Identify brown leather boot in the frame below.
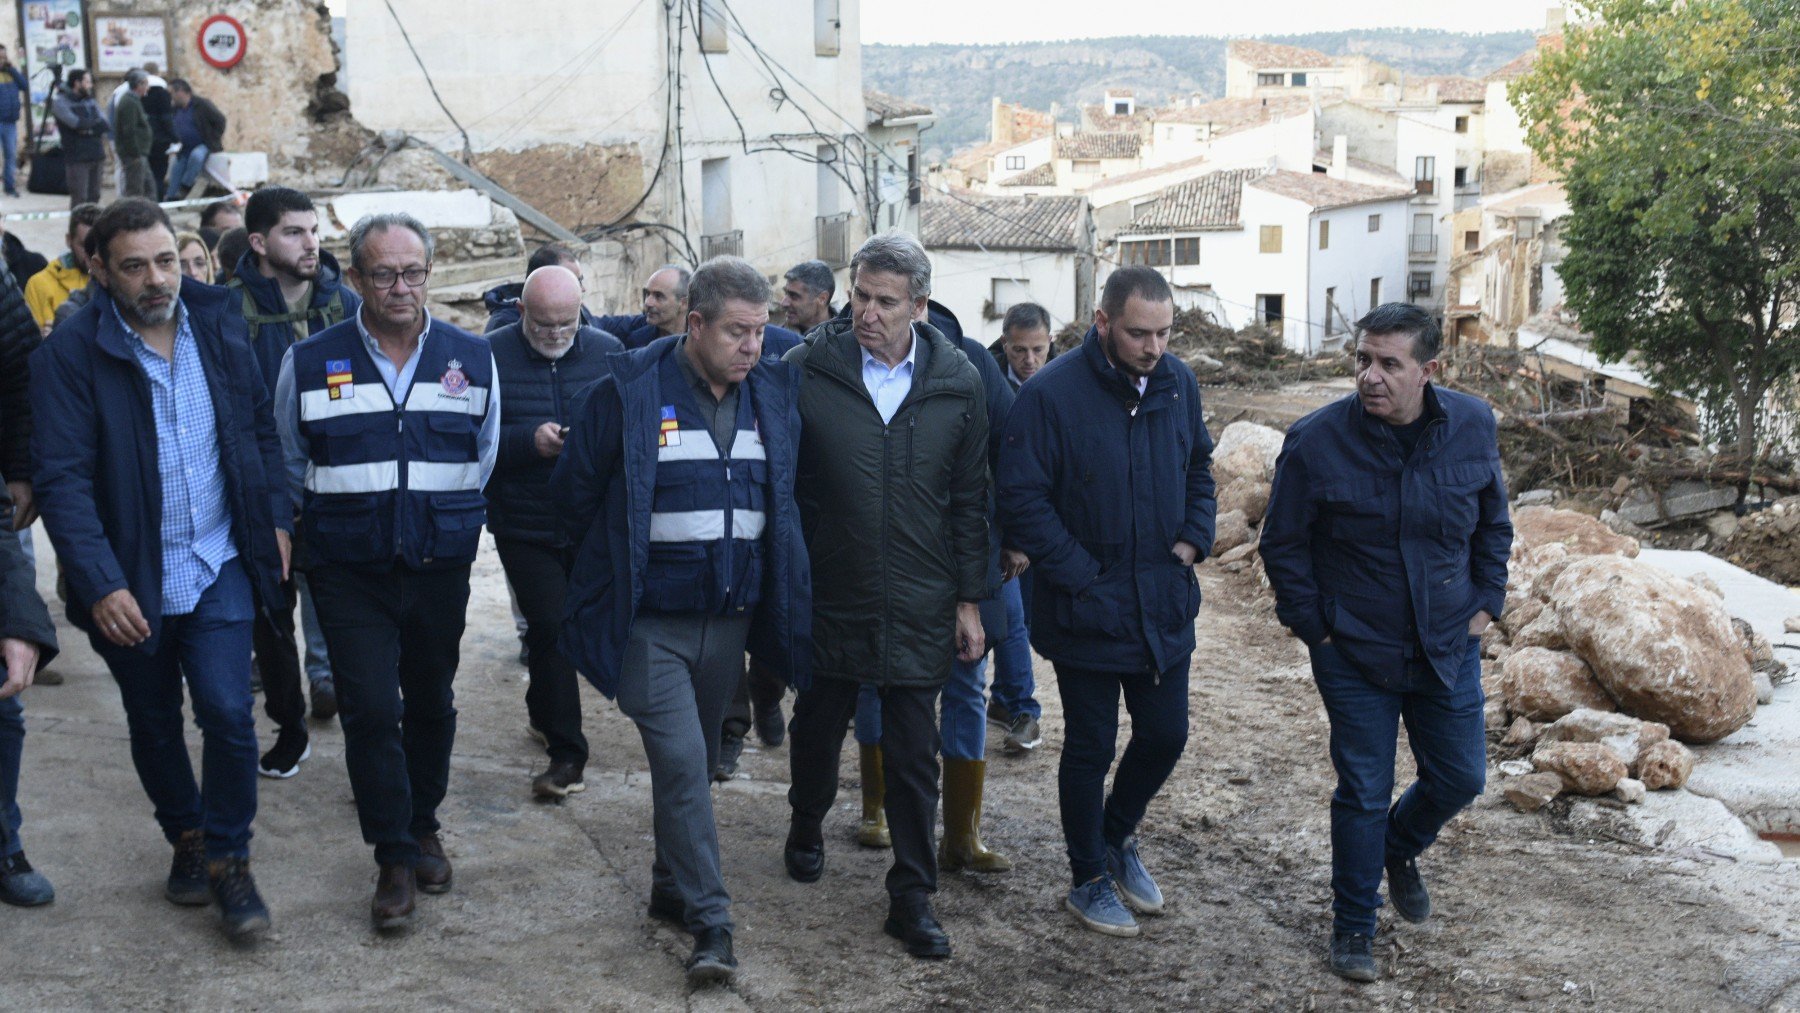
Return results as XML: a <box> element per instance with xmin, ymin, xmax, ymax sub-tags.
<box><xmin>857</xmin><ymin>743</ymin><xmax>891</xmax><ymax>849</ymax></box>
<box><xmin>415</xmin><ymin>833</ymin><xmax>452</xmax><ymax>894</ymax></box>
<box><xmin>371</xmin><ymin>864</ymin><xmax>416</xmax><ymax>931</ymax></box>
<box><xmin>939</xmin><ymin>758</ymin><xmax>1011</xmax><ymax>873</ymax></box>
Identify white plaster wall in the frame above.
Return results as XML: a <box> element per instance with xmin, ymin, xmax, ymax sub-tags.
<box><xmin>987</xmin><ymin>136</ymin><xmax>1053</xmax><ymax>183</ymax></box>
<box><xmin>927</xmin><ymin>248</ymin><xmax>1078</xmax><ymax>342</ymax></box>
<box><xmin>1304</xmin><ymin>196</ymin><xmax>1411</xmax><ymax>353</ymax></box>
<box><xmin>1484</xmin><ymin>81</ymin><xmax>1530</xmax><ymax>153</ymax></box>
<box><xmin>1146</xmin><ymin>112</ymin><xmax>1314</xmax><ymax>172</ymax></box>
<box><xmin>1394</xmin><ymin>115</ymin><xmax>1458</xmax><ymax>306</ymax></box>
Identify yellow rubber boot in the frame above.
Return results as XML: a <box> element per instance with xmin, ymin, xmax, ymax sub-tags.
<box><xmin>939</xmin><ymin>757</ymin><xmax>1012</xmax><ymax>873</ymax></box>
<box><xmin>857</xmin><ymin>743</ymin><xmax>891</xmax><ymax>849</ymax></box>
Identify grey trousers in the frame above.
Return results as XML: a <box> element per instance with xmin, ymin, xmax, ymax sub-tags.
<box><xmin>66</xmin><ymin>160</ymin><xmax>102</xmax><ymax>208</ymax></box>
<box><xmin>121</xmin><ymin>156</ymin><xmax>155</xmax><ymax>199</ymax></box>
<box><xmin>615</xmin><ymin>611</ymin><xmax>750</xmax><ymax>933</ymax></box>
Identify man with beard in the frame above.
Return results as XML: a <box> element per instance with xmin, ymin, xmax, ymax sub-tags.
<box><xmin>50</xmin><ymin>69</ymin><xmax>108</xmax><ymax>209</ymax></box>
<box><xmin>485</xmin><ymin>266</ymin><xmax>621</xmax><ymax>799</ymax></box>
<box><xmin>274</xmin><ymin>212</ymin><xmax>498</xmax><ymax>931</ymax></box>
<box><xmin>998</xmin><ymin>267</ymin><xmax>1216</xmax><ymax>939</ymax></box>
<box><xmin>1260</xmin><ymin>303</ymin><xmax>1509</xmax><ymax>983</ymax></box>
<box><xmin>230</xmin><ymin>187</ymin><xmax>362</xmax><ymax>775</ymax></box>
<box><xmin>31</xmin><ymin>198</ymin><xmax>290</xmax><ymax>941</ymax></box>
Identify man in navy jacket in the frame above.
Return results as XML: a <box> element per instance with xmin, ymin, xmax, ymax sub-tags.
<box><xmin>31</xmin><ymin>198</ymin><xmax>289</xmax><ymax>941</ymax></box>
<box><xmin>1260</xmin><ymin>303</ymin><xmax>1511</xmax><ymax>983</ymax></box>
<box><xmin>552</xmin><ymin>256</ymin><xmax>809</xmax><ymax>987</ymax></box>
<box><xmin>229</xmin><ymin>185</ymin><xmax>361</xmax><ymax>773</ymax></box>
<box><xmin>486</xmin><ymin>265</ymin><xmax>621</xmax><ymax>800</ymax></box>
<box><xmin>997</xmin><ymin>267</ymin><xmax>1214</xmax><ymax>939</ymax></box>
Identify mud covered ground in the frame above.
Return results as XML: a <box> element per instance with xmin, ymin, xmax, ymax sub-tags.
<box><xmin>1</xmin><ymin>536</ymin><xmax>1795</xmax><ymax>1011</ymax></box>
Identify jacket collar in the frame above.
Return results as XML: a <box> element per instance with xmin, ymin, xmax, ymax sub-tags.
<box><xmin>809</xmin><ymin>316</ymin><xmax>964</xmax><ymax>389</ymax></box>
<box><xmin>1078</xmin><ymin>326</ymin><xmax>1171</xmax><ymax>405</ymax></box>
<box><xmin>91</xmin><ymin>277</ymin><xmax>231</xmax><ymax>362</ymax></box>
<box><xmin>230</xmin><ymin>249</ymin><xmax>348</xmax><ymax>309</ymax></box>
<box><xmin>1352</xmin><ymin>382</ymin><xmax>1455</xmax><ymax>452</ymax></box>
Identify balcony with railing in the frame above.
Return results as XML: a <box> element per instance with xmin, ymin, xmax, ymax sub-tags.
<box><xmin>1408</xmin><ymin>233</ymin><xmax>1439</xmax><ymax>260</ymax></box>
<box><xmin>701</xmin><ymin>230</ymin><xmax>743</xmax><ymax>260</ymax></box>
<box><xmin>816</xmin><ymin>213</ymin><xmax>854</xmax><ymax>269</ymax></box>
<box><xmin>1412</xmin><ymin>176</ymin><xmax>1438</xmax><ymax>199</ymax></box>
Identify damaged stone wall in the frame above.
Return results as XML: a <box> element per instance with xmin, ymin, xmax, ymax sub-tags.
<box><xmin>470</xmin><ymin>142</ymin><xmax>651</xmax><ymax>234</ymax></box>
<box><xmin>85</xmin><ymin>1</ymin><xmax>368</xmax><ymax>186</ymax></box>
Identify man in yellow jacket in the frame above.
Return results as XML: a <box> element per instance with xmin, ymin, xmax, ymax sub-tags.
<box><xmin>24</xmin><ymin>204</ymin><xmax>100</xmax><ymax>333</ymax></box>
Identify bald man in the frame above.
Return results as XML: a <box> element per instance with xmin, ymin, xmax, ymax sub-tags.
<box><xmin>486</xmin><ymin>266</ymin><xmax>625</xmax><ymax>798</ymax></box>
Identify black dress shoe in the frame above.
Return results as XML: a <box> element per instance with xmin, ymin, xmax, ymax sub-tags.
<box><xmin>685</xmin><ymin>927</ymin><xmax>737</xmax><ymax>987</ymax></box>
<box><xmin>784</xmin><ymin>840</ymin><xmax>824</xmax><ymax>883</ymax></box>
<box><xmin>883</xmin><ymin>899</ymin><xmax>951</xmax><ymax>959</ymax></box>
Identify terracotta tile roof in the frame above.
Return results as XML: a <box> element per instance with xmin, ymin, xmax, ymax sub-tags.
<box><xmin>1118</xmin><ymin>168</ymin><xmax>1263</xmax><ymax>234</ymax></box>
<box><xmin>1227</xmin><ymin>39</ymin><xmax>1336</xmax><ymax>69</ymax></box>
<box><xmin>865</xmin><ymin>89</ymin><xmax>934</xmax><ymax>125</ymax></box>
<box><xmin>1081</xmin><ymin>105</ymin><xmax>1152</xmax><ymax>134</ymax></box>
<box><xmin>1487</xmin><ymin>35</ymin><xmax>1562</xmax><ymax>82</ymax></box>
<box><xmin>998</xmin><ymin>162</ymin><xmax>1056</xmax><ymax>187</ymax></box>
<box><xmin>1153</xmin><ymin>95</ymin><xmax>1312</xmax><ymax>129</ymax></box>
<box><xmin>1085</xmin><ymin>154</ymin><xmax>1213</xmax><ymax>196</ymax></box>
<box><xmin>1410</xmin><ymin>75</ymin><xmax>1487</xmax><ymax>103</ymax></box>
<box><xmin>920</xmin><ymin>194</ymin><xmax>1087</xmax><ymax>252</ymax></box>
<box><xmin>1248</xmin><ymin>169</ymin><xmax>1412</xmax><ymax>210</ymax></box>
<box><xmin>1054</xmin><ymin>132</ymin><xmax>1142</xmax><ymax>160</ymax></box>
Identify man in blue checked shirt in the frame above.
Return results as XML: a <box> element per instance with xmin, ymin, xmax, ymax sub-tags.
<box><xmin>30</xmin><ymin>199</ymin><xmax>292</xmax><ymax>943</ymax></box>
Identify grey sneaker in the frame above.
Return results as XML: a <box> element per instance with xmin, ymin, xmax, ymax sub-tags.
<box><xmin>0</xmin><ymin>851</ymin><xmax>54</xmax><ymax>906</ymax></box>
<box><xmin>1065</xmin><ymin>876</ymin><xmax>1140</xmax><ymax>937</ymax></box>
<box><xmin>1105</xmin><ymin>836</ymin><xmax>1164</xmax><ymax>915</ymax></box>
<box><xmin>1004</xmin><ymin>712</ymin><xmax>1042</xmax><ymax>753</ymax></box>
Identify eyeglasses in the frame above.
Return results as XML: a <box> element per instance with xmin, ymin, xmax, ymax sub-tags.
<box><xmin>363</xmin><ymin>266</ymin><xmax>430</xmax><ymax>290</ymax></box>
<box><xmin>528</xmin><ymin>322</ymin><xmax>580</xmax><ymax>337</ymax></box>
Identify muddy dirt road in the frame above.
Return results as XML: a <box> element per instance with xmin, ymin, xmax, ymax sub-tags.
<box><xmin>0</xmin><ymin>535</ymin><xmax>1794</xmax><ymax>1011</ymax></box>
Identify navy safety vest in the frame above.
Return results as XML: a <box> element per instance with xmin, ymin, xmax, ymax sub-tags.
<box><xmin>640</xmin><ymin>351</ymin><xmax>769</xmax><ymax>615</ymax></box>
<box><xmin>293</xmin><ymin>320</ymin><xmax>492</xmax><ymax>569</ymax></box>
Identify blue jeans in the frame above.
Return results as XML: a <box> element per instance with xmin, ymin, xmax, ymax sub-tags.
<box><xmin>294</xmin><ymin>571</ymin><xmax>332</xmax><ymax>684</ymax></box>
<box><xmin>0</xmin><ymin>121</ymin><xmax>16</xmax><ymax>194</ymax></box>
<box><xmin>1055</xmin><ymin>659</ymin><xmax>1190</xmax><ymax>886</ymax></box>
<box><xmin>1310</xmin><ymin>638</ymin><xmax>1487</xmax><ymax>936</ymax></box>
<box><xmin>852</xmin><ymin>656</ymin><xmax>986</xmax><ymax>760</ymax></box>
<box><xmin>0</xmin><ymin>694</ymin><xmax>24</xmax><ymax>856</ymax></box>
<box><xmin>165</xmin><ymin>144</ymin><xmax>209</xmax><ymax>199</ymax></box>
<box><xmin>95</xmin><ymin>562</ymin><xmax>259</xmax><ymax>860</ymax></box>
<box><xmin>987</xmin><ymin>578</ymin><xmax>1039</xmax><ymax>720</ymax></box>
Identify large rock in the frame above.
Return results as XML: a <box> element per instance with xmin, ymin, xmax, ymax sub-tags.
<box><xmin>1551</xmin><ymin>556</ymin><xmax>1757</xmax><ymax>743</ymax></box>
<box><xmin>1501</xmin><ymin>647</ymin><xmax>1617</xmax><ymax>721</ymax></box>
<box><xmin>1211</xmin><ymin>421</ymin><xmax>1284</xmax><ymax>486</ymax></box>
<box><xmin>1216</xmin><ymin>476</ymin><xmax>1271</xmax><ymax>524</ymax></box>
<box><xmin>1635</xmin><ymin>740</ymin><xmax>1695</xmax><ymax>790</ymax></box>
<box><xmin>1504</xmin><ymin>771</ymin><xmax>1565</xmax><ymax>812</ymax></box>
<box><xmin>1537</xmin><ymin>708</ymin><xmax>1670</xmax><ymax>769</ymax></box>
<box><xmin>1509</xmin><ymin>606</ymin><xmax>1567</xmax><ymax>651</ymax></box>
<box><xmin>1497</xmin><ymin>596</ymin><xmax>1545</xmax><ymax>637</ymax></box>
<box><xmin>1212</xmin><ymin>510</ymin><xmax>1254</xmax><ymax>557</ymax></box>
<box><xmin>1531</xmin><ymin>741</ymin><xmax>1628</xmax><ymax>796</ymax></box>
<box><xmin>1512</xmin><ymin>505</ymin><xmax>1641</xmax><ymax>558</ymax></box>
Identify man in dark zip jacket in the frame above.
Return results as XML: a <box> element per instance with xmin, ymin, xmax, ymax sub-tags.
<box><xmin>998</xmin><ymin>268</ymin><xmax>1215</xmax><ymax>940</ymax></box>
<box><xmin>1260</xmin><ymin>303</ymin><xmax>1510</xmax><ymax>983</ymax></box>
<box><xmin>30</xmin><ymin>199</ymin><xmax>288</xmax><ymax>941</ymax></box>
<box><xmin>229</xmin><ymin>187</ymin><xmax>361</xmax><ymax>777</ymax></box>
<box><xmin>780</xmin><ymin>233</ymin><xmax>989</xmax><ymax>961</ymax></box>
<box><xmin>552</xmin><ymin>256</ymin><xmax>809</xmax><ymax>988</ymax></box>
<box><xmin>486</xmin><ymin>266</ymin><xmax>621</xmax><ymax>800</ymax></box>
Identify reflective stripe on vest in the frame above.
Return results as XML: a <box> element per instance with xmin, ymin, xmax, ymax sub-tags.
<box><xmin>648</xmin><ymin>508</ymin><xmax>768</xmax><ymax>542</ymax></box>
<box><xmin>306</xmin><ymin>460</ymin><xmax>399</xmax><ymax>494</ymax></box>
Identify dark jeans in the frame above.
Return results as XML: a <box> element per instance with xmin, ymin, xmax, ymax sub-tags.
<box><xmin>722</xmin><ymin>656</ymin><xmax>787</xmax><ymax>741</ymax></box>
<box><xmin>493</xmin><ymin>538</ymin><xmax>588</xmax><ymax>765</ymax></box>
<box><xmin>94</xmin><ymin>561</ymin><xmax>258</xmax><ymax>860</ymax></box>
<box><xmin>789</xmin><ymin>676</ymin><xmax>941</xmax><ymax>902</ymax></box>
<box><xmin>1054</xmin><ymin>658</ymin><xmax>1190</xmax><ymax>887</ymax></box>
<box><xmin>66</xmin><ymin>159</ymin><xmax>102</xmax><ymax>208</ymax></box>
<box><xmin>1310</xmin><ymin>638</ymin><xmax>1487</xmax><ymax>936</ymax></box>
<box><xmin>0</xmin><ymin>694</ymin><xmax>24</xmax><ymax>855</ymax></box>
<box><xmin>309</xmin><ymin>562</ymin><xmax>471</xmax><ymax>867</ymax></box>
<box><xmin>252</xmin><ymin>576</ymin><xmax>306</xmax><ymax>733</ymax></box>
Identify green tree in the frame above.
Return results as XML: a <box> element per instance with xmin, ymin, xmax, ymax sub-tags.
<box><xmin>1513</xmin><ymin>0</ymin><xmax>1800</xmax><ymax>454</ymax></box>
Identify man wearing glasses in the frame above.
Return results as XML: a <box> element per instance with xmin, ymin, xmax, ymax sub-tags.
<box><xmin>483</xmin><ymin>265</ymin><xmax>621</xmax><ymax>800</ymax></box>
<box><xmin>273</xmin><ymin>213</ymin><xmax>500</xmax><ymax>932</ymax></box>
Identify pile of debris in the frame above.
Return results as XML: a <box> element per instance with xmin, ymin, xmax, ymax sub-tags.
<box><xmin>1167</xmin><ymin>309</ymin><xmax>1353</xmax><ymax>389</ymax></box>
<box><xmin>1722</xmin><ymin>495</ymin><xmax>1800</xmax><ymax>586</ymax></box>
<box><xmin>1204</xmin><ymin>421</ymin><xmax>1285</xmax><ymax>571</ymax></box>
<box><xmin>1482</xmin><ymin>507</ymin><xmax>1782</xmax><ymax>814</ymax></box>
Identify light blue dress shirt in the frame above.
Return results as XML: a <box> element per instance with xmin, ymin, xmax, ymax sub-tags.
<box><xmin>118</xmin><ymin>301</ymin><xmax>237</xmax><ymax>615</ymax></box>
<box><xmin>860</xmin><ymin>325</ymin><xmax>919</xmax><ymax>424</ymax></box>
